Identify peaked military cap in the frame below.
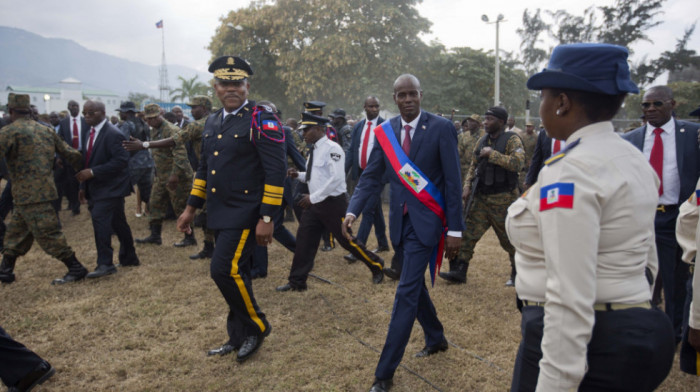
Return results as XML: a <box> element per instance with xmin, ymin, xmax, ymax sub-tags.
<box><xmin>329</xmin><ymin>108</ymin><xmax>346</xmax><ymax>119</ymax></box>
<box><xmin>187</xmin><ymin>95</ymin><xmax>213</xmax><ymax>110</ymax></box>
<box><xmin>208</xmin><ymin>56</ymin><xmax>253</xmax><ymax>81</ymax></box>
<box><xmin>143</xmin><ymin>103</ymin><xmax>161</xmax><ymax>118</ymax></box>
<box><xmin>303</xmin><ymin>101</ymin><xmax>326</xmax><ymax>113</ymax></box>
<box><xmin>7</xmin><ymin>93</ymin><xmax>30</xmax><ymax>110</ymax></box>
<box><xmin>298</xmin><ymin>111</ymin><xmax>329</xmax><ymax>130</ymax></box>
<box><xmin>485</xmin><ymin>106</ymin><xmax>508</xmax><ymax>122</ymax></box>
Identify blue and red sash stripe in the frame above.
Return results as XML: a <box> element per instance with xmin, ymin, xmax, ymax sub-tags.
<box><xmin>374</xmin><ymin>120</ymin><xmax>447</xmax><ymax>286</ymax></box>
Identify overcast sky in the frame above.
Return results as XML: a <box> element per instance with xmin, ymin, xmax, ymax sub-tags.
<box><xmin>0</xmin><ymin>0</ymin><xmax>697</xmax><ymax>76</ymax></box>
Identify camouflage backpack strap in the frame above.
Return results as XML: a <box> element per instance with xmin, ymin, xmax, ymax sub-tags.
<box><xmin>250</xmin><ymin>104</ymin><xmax>285</xmax><ymax>145</ymax></box>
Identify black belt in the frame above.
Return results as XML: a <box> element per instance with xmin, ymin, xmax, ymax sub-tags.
<box><xmin>656</xmin><ymin>204</ymin><xmax>678</xmax><ymax>213</ymax></box>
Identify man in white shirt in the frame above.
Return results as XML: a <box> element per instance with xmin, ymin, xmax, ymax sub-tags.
<box><xmin>276</xmin><ymin>112</ymin><xmax>384</xmax><ymax>292</ymax></box>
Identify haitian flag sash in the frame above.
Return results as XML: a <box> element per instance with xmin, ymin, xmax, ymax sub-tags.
<box><xmin>374</xmin><ymin>120</ymin><xmax>447</xmax><ymax>286</ymax></box>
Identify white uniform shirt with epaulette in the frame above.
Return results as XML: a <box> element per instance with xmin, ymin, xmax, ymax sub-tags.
<box><xmin>508</xmin><ymin>121</ymin><xmax>659</xmax><ymax>391</ymax></box>
<box><xmin>298</xmin><ymin>135</ymin><xmax>346</xmax><ymax>204</ymax></box>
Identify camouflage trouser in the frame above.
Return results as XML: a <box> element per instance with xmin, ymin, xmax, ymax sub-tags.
<box><xmin>3</xmin><ymin>201</ymin><xmax>74</xmax><ymax>260</ymax></box>
<box><xmin>149</xmin><ymin>175</ymin><xmax>190</xmax><ymax>226</ymax></box>
<box><xmin>459</xmin><ymin>191</ymin><xmax>517</xmax><ymax>265</ymax></box>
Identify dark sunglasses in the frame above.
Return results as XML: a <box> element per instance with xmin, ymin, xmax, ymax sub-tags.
<box><xmin>640</xmin><ymin>100</ymin><xmax>670</xmax><ymax>109</ymax></box>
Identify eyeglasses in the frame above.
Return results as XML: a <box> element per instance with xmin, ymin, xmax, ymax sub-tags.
<box><xmin>640</xmin><ymin>100</ymin><xmax>670</xmax><ymax>109</ymax></box>
<box><xmin>82</xmin><ymin>110</ymin><xmax>101</xmax><ymax>116</ymax></box>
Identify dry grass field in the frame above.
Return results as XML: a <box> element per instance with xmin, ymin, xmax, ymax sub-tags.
<box><xmin>1</xmin><ymin>194</ymin><xmax>698</xmax><ymax>391</ymax></box>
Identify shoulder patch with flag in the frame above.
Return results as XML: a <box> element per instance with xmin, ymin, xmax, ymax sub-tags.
<box><xmin>696</xmin><ymin>189</ymin><xmax>700</xmax><ymax>206</ymax></box>
<box><xmin>540</xmin><ymin>182</ymin><xmax>574</xmax><ymax>211</ymax></box>
<box><xmin>262</xmin><ymin>120</ymin><xmax>279</xmax><ymax>131</ymax></box>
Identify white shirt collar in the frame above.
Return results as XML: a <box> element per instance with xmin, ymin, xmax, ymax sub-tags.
<box><xmin>645</xmin><ymin>117</ymin><xmax>675</xmax><ymax>136</ymax></box>
<box><xmin>400</xmin><ymin>112</ymin><xmax>421</xmax><ymax>131</ymax></box>
<box><xmin>224</xmin><ymin>100</ymin><xmax>249</xmax><ymax>118</ymax></box>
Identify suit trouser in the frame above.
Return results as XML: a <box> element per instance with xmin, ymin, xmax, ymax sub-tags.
<box><xmin>654</xmin><ymin>207</ymin><xmax>688</xmax><ymax>341</ymax></box>
<box><xmin>375</xmin><ymin>215</ymin><xmax>444</xmax><ymax>380</ymax></box>
<box><xmin>355</xmin><ymin>188</ymin><xmax>389</xmax><ymax>249</ymax></box>
<box><xmin>679</xmin><ymin>273</ymin><xmax>699</xmax><ymax>375</ymax></box>
<box><xmin>88</xmin><ymin>197</ymin><xmax>138</xmax><ymax>267</ymax></box>
<box><xmin>287</xmin><ymin>195</ymin><xmax>383</xmax><ymax>288</ymax></box>
<box><xmin>0</xmin><ymin>325</ymin><xmax>44</xmax><ymax>388</ymax></box>
<box><xmin>212</xmin><ymin>228</ymin><xmax>269</xmax><ymax>346</ymax></box>
<box><xmin>511</xmin><ymin>305</ymin><xmax>674</xmax><ymax>392</ymax></box>
<box><xmin>63</xmin><ymin>166</ymin><xmax>80</xmax><ymax>213</ymax></box>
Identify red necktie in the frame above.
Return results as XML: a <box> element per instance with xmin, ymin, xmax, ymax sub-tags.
<box><xmin>85</xmin><ymin>127</ymin><xmax>96</xmax><ymax>168</ymax></box>
<box><xmin>402</xmin><ymin>125</ymin><xmax>412</xmax><ymax>215</ymax></box>
<box><xmin>72</xmin><ymin>118</ymin><xmax>79</xmax><ymax>149</ymax></box>
<box><xmin>360</xmin><ymin>121</ymin><xmax>372</xmax><ymax>169</ymax></box>
<box><xmin>552</xmin><ymin>139</ymin><xmax>561</xmax><ymax>154</ymax></box>
<box><xmin>649</xmin><ymin>128</ymin><xmax>664</xmax><ymax>196</ymax></box>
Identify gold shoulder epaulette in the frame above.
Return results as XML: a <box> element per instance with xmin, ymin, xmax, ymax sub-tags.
<box><xmin>545</xmin><ymin>138</ymin><xmax>580</xmax><ymax>166</ymax></box>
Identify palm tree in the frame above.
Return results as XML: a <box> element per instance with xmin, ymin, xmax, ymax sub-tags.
<box><xmin>170</xmin><ymin>75</ymin><xmax>209</xmax><ymax>102</ymax></box>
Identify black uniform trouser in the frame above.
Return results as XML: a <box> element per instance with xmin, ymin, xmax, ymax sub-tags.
<box><xmin>511</xmin><ymin>305</ymin><xmax>674</xmax><ymax>392</ymax></box>
<box><xmin>64</xmin><ymin>166</ymin><xmax>80</xmax><ymax>213</ymax></box>
<box><xmin>212</xmin><ymin>228</ymin><xmax>269</xmax><ymax>346</ymax></box>
<box><xmin>287</xmin><ymin>195</ymin><xmax>383</xmax><ymax>288</ymax></box>
<box><xmin>88</xmin><ymin>197</ymin><xmax>138</xmax><ymax>267</ymax></box>
<box><xmin>0</xmin><ymin>325</ymin><xmax>44</xmax><ymax>388</ymax></box>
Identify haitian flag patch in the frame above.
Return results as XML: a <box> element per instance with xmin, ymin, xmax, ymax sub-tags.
<box><xmin>696</xmin><ymin>190</ymin><xmax>700</xmax><ymax>206</ymax></box>
<box><xmin>540</xmin><ymin>182</ymin><xmax>574</xmax><ymax>211</ymax></box>
<box><xmin>262</xmin><ymin>120</ymin><xmax>279</xmax><ymax>131</ymax></box>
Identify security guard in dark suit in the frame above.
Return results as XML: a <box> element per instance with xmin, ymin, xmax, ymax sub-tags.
<box><xmin>177</xmin><ymin>56</ymin><xmax>286</xmax><ymax>363</ymax></box>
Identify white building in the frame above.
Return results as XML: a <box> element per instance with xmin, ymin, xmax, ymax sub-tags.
<box><xmin>2</xmin><ymin>77</ymin><xmax>123</xmax><ymax>114</ymax></box>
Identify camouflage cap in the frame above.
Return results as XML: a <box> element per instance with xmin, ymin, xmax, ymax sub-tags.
<box><xmin>525</xmin><ymin>121</ymin><xmax>534</xmax><ymax>126</ymax></box>
<box><xmin>7</xmin><ymin>93</ymin><xmax>31</xmax><ymax>110</ymax></box>
<box><xmin>187</xmin><ymin>95</ymin><xmax>212</xmax><ymax>110</ymax></box>
<box><xmin>143</xmin><ymin>103</ymin><xmax>161</xmax><ymax>118</ymax></box>
<box><xmin>466</xmin><ymin>114</ymin><xmax>482</xmax><ymax>123</ymax></box>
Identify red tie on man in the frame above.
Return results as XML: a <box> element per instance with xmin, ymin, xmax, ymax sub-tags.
<box><xmin>360</xmin><ymin>121</ymin><xmax>372</xmax><ymax>170</ymax></box>
<box><xmin>402</xmin><ymin>124</ymin><xmax>412</xmax><ymax>215</ymax></box>
<box><xmin>649</xmin><ymin>128</ymin><xmax>664</xmax><ymax>196</ymax></box>
<box><xmin>72</xmin><ymin>118</ymin><xmax>79</xmax><ymax>149</ymax></box>
<box><xmin>84</xmin><ymin>127</ymin><xmax>96</xmax><ymax>168</ymax></box>
<box><xmin>552</xmin><ymin>139</ymin><xmax>561</xmax><ymax>154</ymax></box>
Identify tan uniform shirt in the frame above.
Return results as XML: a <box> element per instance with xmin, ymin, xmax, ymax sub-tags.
<box><xmin>676</xmin><ymin>178</ymin><xmax>700</xmax><ymax>329</ymax></box>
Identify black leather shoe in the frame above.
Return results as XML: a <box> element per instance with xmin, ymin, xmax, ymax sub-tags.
<box><xmin>320</xmin><ymin>245</ymin><xmax>334</xmax><ymax>252</ymax></box>
<box><xmin>344</xmin><ymin>253</ymin><xmax>358</xmax><ymax>263</ymax></box>
<box><xmin>438</xmin><ymin>270</ymin><xmax>467</xmax><ymax>284</ymax></box>
<box><xmin>0</xmin><ymin>271</ymin><xmax>15</xmax><ymax>283</ymax></box>
<box><xmin>373</xmin><ymin>245</ymin><xmax>391</xmax><ymax>253</ymax></box>
<box><xmin>86</xmin><ymin>265</ymin><xmax>117</xmax><ymax>279</ymax></box>
<box><xmin>275</xmin><ymin>283</ymin><xmax>306</xmax><ymax>292</ymax></box>
<box><xmin>174</xmin><ymin>234</ymin><xmax>197</xmax><ymax>247</ymax></box>
<box><xmin>505</xmin><ymin>278</ymin><xmax>515</xmax><ymax>287</ymax></box>
<box><xmin>369</xmin><ymin>378</ymin><xmax>393</xmax><ymax>392</ymax></box>
<box><xmin>9</xmin><ymin>360</ymin><xmax>55</xmax><ymax>392</ymax></box>
<box><xmin>207</xmin><ymin>343</ymin><xmax>237</xmax><ymax>356</ymax></box>
<box><xmin>415</xmin><ymin>338</ymin><xmax>448</xmax><ymax>357</ymax></box>
<box><xmin>383</xmin><ymin>268</ymin><xmax>400</xmax><ymax>281</ymax></box>
<box><xmin>51</xmin><ymin>267</ymin><xmax>87</xmax><ymax>285</ymax></box>
<box><xmin>372</xmin><ymin>269</ymin><xmax>384</xmax><ymax>284</ymax></box>
<box><xmin>236</xmin><ymin>324</ymin><xmax>271</xmax><ymax>363</ymax></box>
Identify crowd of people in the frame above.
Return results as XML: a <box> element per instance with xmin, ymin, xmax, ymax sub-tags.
<box><xmin>2</xmin><ymin>42</ymin><xmax>700</xmax><ymax>392</ymax></box>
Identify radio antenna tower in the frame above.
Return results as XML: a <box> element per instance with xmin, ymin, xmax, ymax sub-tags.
<box><xmin>157</xmin><ymin>19</ymin><xmax>170</xmax><ymax>102</ymax></box>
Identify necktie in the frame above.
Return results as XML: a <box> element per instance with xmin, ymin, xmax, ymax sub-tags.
<box><xmin>402</xmin><ymin>125</ymin><xmax>412</xmax><ymax>215</ymax></box>
<box><xmin>72</xmin><ymin>118</ymin><xmax>79</xmax><ymax>149</ymax></box>
<box><xmin>85</xmin><ymin>127</ymin><xmax>96</xmax><ymax>168</ymax></box>
<box><xmin>306</xmin><ymin>144</ymin><xmax>315</xmax><ymax>183</ymax></box>
<box><xmin>360</xmin><ymin>121</ymin><xmax>372</xmax><ymax>170</ymax></box>
<box><xmin>650</xmin><ymin>128</ymin><xmax>664</xmax><ymax>196</ymax></box>
<box><xmin>552</xmin><ymin>139</ymin><xmax>561</xmax><ymax>154</ymax></box>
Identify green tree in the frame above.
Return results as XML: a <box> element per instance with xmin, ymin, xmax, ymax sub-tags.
<box><xmin>127</xmin><ymin>92</ymin><xmax>156</xmax><ymax>109</ymax></box>
<box><xmin>170</xmin><ymin>75</ymin><xmax>209</xmax><ymax>102</ymax></box>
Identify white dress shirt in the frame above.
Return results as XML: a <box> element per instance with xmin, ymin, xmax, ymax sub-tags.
<box><xmin>642</xmin><ymin>118</ymin><xmax>679</xmax><ymax>205</ymax></box>
<box><xmin>298</xmin><ymin>135</ymin><xmax>346</xmax><ymax>204</ymax></box>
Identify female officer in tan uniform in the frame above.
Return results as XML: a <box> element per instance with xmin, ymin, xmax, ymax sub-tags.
<box><xmin>506</xmin><ymin>43</ymin><xmax>674</xmax><ymax>391</ymax></box>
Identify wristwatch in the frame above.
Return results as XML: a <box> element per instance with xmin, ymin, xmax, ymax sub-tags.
<box><xmin>262</xmin><ymin>215</ymin><xmax>272</xmax><ymax>223</ymax></box>
<box><xmin>142</xmin><ymin>141</ymin><xmax>150</xmax><ymax>149</ymax></box>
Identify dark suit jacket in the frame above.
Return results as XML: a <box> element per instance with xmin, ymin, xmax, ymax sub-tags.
<box><xmin>346</xmin><ymin>116</ymin><xmax>384</xmax><ymax>180</ymax></box>
<box><xmin>621</xmin><ymin>119</ymin><xmax>700</xmax><ymax>203</ymax></box>
<box><xmin>81</xmin><ymin>121</ymin><xmax>132</xmax><ymax>201</ymax></box>
<box><xmin>58</xmin><ymin>116</ymin><xmax>89</xmax><ymax>147</ymax></box>
<box><xmin>525</xmin><ymin>130</ymin><xmax>552</xmax><ymax>186</ymax></box>
<box><xmin>347</xmin><ymin>111</ymin><xmax>463</xmax><ymax>247</ymax></box>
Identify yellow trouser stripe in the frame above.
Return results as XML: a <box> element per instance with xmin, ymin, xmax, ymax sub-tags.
<box><xmin>346</xmin><ymin>237</ymin><xmax>382</xmax><ymax>269</ymax></box>
<box><xmin>229</xmin><ymin>229</ymin><xmax>265</xmax><ymax>333</ymax></box>
<box><xmin>696</xmin><ymin>351</ymin><xmax>700</xmax><ymax>375</ymax></box>
<box><xmin>190</xmin><ymin>188</ymin><xmax>206</xmax><ymax>199</ymax></box>
<box><xmin>262</xmin><ymin>196</ymin><xmax>283</xmax><ymax>205</ymax></box>
<box><xmin>264</xmin><ymin>184</ymin><xmax>284</xmax><ymax>195</ymax></box>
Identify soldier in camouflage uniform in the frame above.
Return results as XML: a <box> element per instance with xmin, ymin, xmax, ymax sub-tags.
<box><xmin>117</xmin><ymin>101</ymin><xmax>154</xmax><ymax>217</ymax></box>
<box><xmin>124</xmin><ymin>96</ymin><xmax>215</xmax><ymax>258</ymax></box>
<box><xmin>518</xmin><ymin>121</ymin><xmax>538</xmax><ymax>190</ymax></box>
<box><xmin>330</xmin><ymin>108</ymin><xmax>352</xmax><ymax>154</ymax></box>
<box><xmin>0</xmin><ymin>93</ymin><xmax>89</xmax><ymax>285</ymax></box>
<box><xmin>135</xmin><ymin>103</ymin><xmax>194</xmax><ymax>246</ymax></box>
<box><xmin>439</xmin><ymin>106</ymin><xmax>524</xmax><ymax>286</ymax></box>
<box><xmin>457</xmin><ymin>114</ymin><xmax>484</xmax><ymax>176</ymax></box>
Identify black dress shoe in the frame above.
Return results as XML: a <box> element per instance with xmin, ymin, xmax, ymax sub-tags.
<box><xmin>86</xmin><ymin>265</ymin><xmax>117</xmax><ymax>279</ymax></box>
<box><xmin>10</xmin><ymin>360</ymin><xmax>55</xmax><ymax>392</ymax></box>
<box><xmin>344</xmin><ymin>253</ymin><xmax>358</xmax><ymax>264</ymax></box>
<box><xmin>275</xmin><ymin>283</ymin><xmax>306</xmax><ymax>292</ymax></box>
<box><xmin>0</xmin><ymin>271</ymin><xmax>16</xmax><ymax>284</ymax></box>
<box><xmin>369</xmin><ymin>378</ymin><xmax>392</xmax><ymax>392</ymax></box>
<box><xmin>415</xmin><ymin>338</ymin><xmax>448</xmax><ymax>357</ymax></box>
<box><xmin>236</xmin><ymin>324</ymin><xmax>271</xmax><ymax>363</ymax></box>
<box><xmin>372</xmin><ymin>269</ymin><xmax>384</xmax><ymax>284</ymax></box>
<box><xmin>117</xmin><ymin>261</ymin><xmax>140</xmax><ymax>267</ymax></box>
<box><xmin>320</xmin><ymin>245</ymin><xmax>334</xmax><ymax>252</ymax></box>
<box><xmin>383</xmin><ymin>268</ymin><xmax>400</xmax><ymax>281</ymax></box>
<box><xmin>51</xmin><ymin>268</ymin><xmax>87</xmax><ymax>285</ymax></box>
<box><xmin>207</xmin><ymin>343</ymin><xmax>237</xmax><ymax>356</ymax></box>
<box><xmin>372</xmin><ymin>245</ymin><xmax>391</xmax><ymax>253</ymax></box>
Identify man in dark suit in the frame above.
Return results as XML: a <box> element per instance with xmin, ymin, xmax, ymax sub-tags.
<box><xmin>344</xmin><ymin>96</ymin><xmax>390</xmax><ymax>264</ymax></box>
<box><xmin>524</xmin><ymin>128</ymin><xmax>566</xmax><ymax>188</ymax></box>
<box><xmin>621</xmin><ymin>85</ymin><xmax>700</xmax><ymax>342</ymax></box>
<box><xmin>57</xmin><ymin>100</ymin><xmax>87</xmax><ymax>215</ymax></box>
<box><xmin>342</xmin><ymin>74</ymin><xmax>463</xmax><ymax>392</ymax></box>
<box><xmin>76</xmin><ymin>100</ymin><xmax>140</xmax><ymax>279</ymax></box>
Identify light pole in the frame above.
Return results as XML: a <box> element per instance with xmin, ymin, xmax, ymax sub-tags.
<box><xmin>482</xmin><ymin>14</ymin><xmax>506</xmax><ymax>107</ymax></box>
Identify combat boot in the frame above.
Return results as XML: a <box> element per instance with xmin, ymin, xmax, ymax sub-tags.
<box><xmin>174</xmin><ymin>231</ymin><xmax>197</xmax><ymax>247</ymax></box>
<box><xmin>136</xmin><ymin>224</ymin><xmax>162</xmax><ymax>245</ymax></box>
<box><xmin>189</xmin><ymin>241</ymin><xmax>214</xmax><ymax>260</ymax></box>
<box><xmin>52</xmin><ymin>254</ymin><xmax>88</xmax><ymax>285</ymax></box>
<box><xmin>0</xmin><ymin>255</ymin><xmax>17</xmax><ymax>283</ymax></box>
<box><xmin>505</xmin><ymin>260</ymin><xmax>517</xmax><ymax>287</ymax></box>
<box><xmin>438</xmin><ymin>259</ymin><xmax>468</xmax><ymax>284</ymax></box>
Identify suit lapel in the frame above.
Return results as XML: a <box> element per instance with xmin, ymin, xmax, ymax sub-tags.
<box><xmin>409</xmin><ymin>112</ymin><xmax>428</xmax><ymax>160</ymax></box>
<box><xmin>675</xmin><ymin>119</ymin><xmax>687</xmax><ymax>179</ymax></box>
<box><xmin>88</xmin><ymin>125</ymin><xmax>108</xmax><ymax>164</ymax></box>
